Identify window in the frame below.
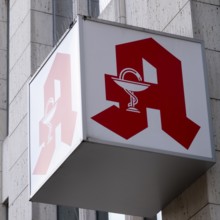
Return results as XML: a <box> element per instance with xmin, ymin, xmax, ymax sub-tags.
<box><xmin>96</xmin><ymin>211</ymin><xmax>125</xmax><ymax>220</ymax></box>
<box><xmin>108</xmin><ymin>213</ymin><xmax>125</xmax><ymax>220</ymax></box>
<box><xmin>52</xmin><ymin>0</ymin><xmax>74</xmax><ymax>45</ymax></box>
<box><xmin>88</xmin><ymin>0</ymin><xmax>100</xmax><ymax>17</ymax></box>
<box><xmin>3</xmin><ymin>199</ymin><xmax>9</xmax><ymax>220</ymax></box>
<box><xmin>57</xmin><ymin>206</ymin><xmax>79</xmax><ymax>220</ymax></box>
<box><xmin>96</xmin><ymin>211</ymin><xmax>108</xmax><ymax>220</ymax></box>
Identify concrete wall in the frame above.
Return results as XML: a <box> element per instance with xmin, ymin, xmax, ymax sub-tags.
<box><xmin>5</xmin><ymin>0</ymin><xmax>32</xmax><ymax>219</ymax></box>
<box><xmin>31</xmin><ymin>0</ymin><xmax>53</xmax><ymax>74</ymax></box>
<box><xmin>2</xmin><ymin>0</ymin><xmax>80</xmax><ymax>219</ymax></box>
<box><xmin>3</xmin><ymin>0</ymin><xmax>55</xmax><ymax>219</ymax></box>
<box><xmin>162</xmin><ymin>0</ymin><xmax>220</xmax><ymax>219</ymax></box>
<box><xmin>0</xmin><ymin>0</ymin><xmax>8</xmax><ymax>218</ymax></box>
<box><xmin>126</xmin><ymin>0</ymin><xmax>193</xmax><ymax>37</ymax></box>
<box><xmin>99</xmin><ymin>0</ymin><xmax>193</xmax><ymax>37</ymax></box>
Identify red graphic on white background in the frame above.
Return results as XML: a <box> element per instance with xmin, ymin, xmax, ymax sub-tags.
<box><xmin>33</xmin><ymin>53</ymin><xmax>77</xmax><ymax>175</ymax></box>
<box><xmin>112</xmin><ymin>68</ymin><xmax>150</xmax><ymax>113</ymax></box>
<box><xmin>92</xmin><ymin>38</ymin><xmax>200</xmax><ymax>149</ymax></box>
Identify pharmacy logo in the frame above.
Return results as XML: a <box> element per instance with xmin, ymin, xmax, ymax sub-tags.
<box><xmin>92</xmin><ymin>38</ymin><xmax>200</xmax><ymax>149</ymax></box>
<box><xmin>33</xmin><ymin>53</ymin><xmax>77</xmax><ymax>175</ymax></box>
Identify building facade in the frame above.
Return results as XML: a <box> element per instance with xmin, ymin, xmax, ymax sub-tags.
<box><xmin>0</xmin><ymin>0</ymin><xmax>219</xmax><ymax>219</ymax></box>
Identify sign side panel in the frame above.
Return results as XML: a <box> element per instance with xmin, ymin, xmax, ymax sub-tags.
<box><xmin>83</xmin><ymin>19</ymin><xmax>213</xmax><ymax>160</ymax></box>
<box><xmin>29</xmin><ymin>22</ymin><xmax>83</xmax><ymax>197</ymax></box>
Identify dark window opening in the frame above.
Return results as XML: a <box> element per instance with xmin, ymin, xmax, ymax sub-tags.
<box><xmin>57</xmin><ymin>205</ymin><xmax>79</xmax><ymax>220</ymax></box>
<box><xmin>52</xmin><ymin>0</ymin><xmax>74</xmax><ymax>45</ymax></box>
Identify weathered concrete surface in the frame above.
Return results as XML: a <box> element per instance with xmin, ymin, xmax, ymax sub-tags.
<box><xmin>0</xmin><ymin>1</ymin><xmax>8</xmax><ymax>219</ymax></box>
<box><xmin>190</xmin><ymin>204</ymin><xmax>220</xmax><ymax>220</ymax></box>
<box><xmin>192</xmin><ymin>2</ymin><xmax>220</xmax><ymax>51</ymax></box>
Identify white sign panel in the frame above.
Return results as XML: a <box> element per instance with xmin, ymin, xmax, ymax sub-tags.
<box><xmin>29</xmin><ymin>17</ymin><xmax>214</xmax><ymax>217</ymax></box>
<box><xmin>83</xmin><ymin>19</ymin><xmax>213</xmax><ymax>160</ymax></box>
<box><xmin>29</xmin><ymin>22</ymin><xmax>83</xmax><ymax>196</ymax></box>
<box><xmin>29</xmin><ymin>17</ymin><xmax>214</xmax><ymax>199</ymax></box>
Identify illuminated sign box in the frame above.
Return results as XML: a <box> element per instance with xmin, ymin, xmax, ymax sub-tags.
<box><xmin>29</xmin><ymin>16</ymin><xmax>214</xmax><ymax>218</ymax></box>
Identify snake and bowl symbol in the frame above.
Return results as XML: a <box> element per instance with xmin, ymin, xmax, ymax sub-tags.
<box><xmin>112</xmin><ymin>68</ymin><xmax>150</xmax><ymax>113</ymax></box>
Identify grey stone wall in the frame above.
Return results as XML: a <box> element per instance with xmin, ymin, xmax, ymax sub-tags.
<box><xmin>0</xmin><ymin>0</ymin><xmax>8</xmax><ymax>219</ymax></box>
<box><xmin>0</xmin><ymin>0</ymin><xmax>8</xmax><ymax>146</ymax></box>
<box><xmin>3</xmin><ymin>0</ymin><xmax>55</xmax><ymax>219</ymax></box>
<box><xmin>99</xmin><ymin>0</ymin><xmax>193</xmax><ymax>37</ymax></box>
<box><xmin>126</xmin><ymin>0</ymin><xmax>193</xmax><ymax>37</ymax></box>
<box><xmin>6</xmin><ymin>0</ymin><xmax>32</xmax><ymax>219</ymax></box>
<box><xmin>192</xmin><ymin>4</ymin><xmax>220</xmax><ymax>218</ymax></box>
<box><xmin>3</xmin><ymin>0</ymin><xmax>79</xmax><ymax>219</ymax></box>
